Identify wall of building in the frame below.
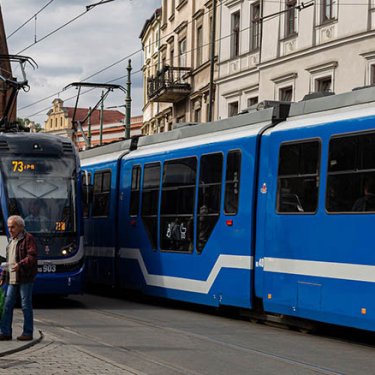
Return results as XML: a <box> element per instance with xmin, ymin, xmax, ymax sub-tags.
<box><xmin>217</xmin><ymin>0</ymin><xmax>375</xmax><ymax>119</ymax></box>
<box><xmin>141</xmin><ymin>0</ymin><xmax>219</xmax><ymax>135</ymax></box>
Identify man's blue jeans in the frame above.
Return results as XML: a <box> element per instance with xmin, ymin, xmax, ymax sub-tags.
<box><xmin>1</xmin><ymin>283</ymin><xmax>34</xmax><ymax>337</ymax></box>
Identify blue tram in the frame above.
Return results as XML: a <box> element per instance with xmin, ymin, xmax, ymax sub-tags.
<box><xmin>81</xmin><ymin>87</ymin><xmax>375</xmax><ymax>331</ymax></box>
<box><xmin>0</xmin><ymin>133</ymin><xmax>84</xmax><ymax>295</ymax></box>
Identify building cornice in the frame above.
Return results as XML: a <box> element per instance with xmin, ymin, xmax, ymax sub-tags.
<box><xmin>193</xmin><ymin>9</ymin><xmax>204</xmax><ymax>20</ymax></box>
<box><xmin>224</xmin><ymin>0</ymin><xmax>242</xmax><ymax>9</ymax></box>
<box><xmin>176</xmin><ymin>0</ymin><xmax>188</xmax><ymax>12</ymax></box>
<box><xmin>174</xmin><ymin>20</ymin><xmax>188</xmax><ymax>34</ymax></box>
<box><xmin>305</xmin><ymin>61</ymin><xmax>338</xmax><ymax>74</ymax></box>
<box><xmin>204</xmin><ymin>0</ymin><xmax>213</xmax><ymax>10</ymax></box>
<box><xmin>271</xmin><ymin>72</ymin><xmax>298</xmax><ymax>84</ymax></box>
<box><xmin>166</xmin><ymin>35</ymin><xmax>175</xmax><ymax>44</ymax></box>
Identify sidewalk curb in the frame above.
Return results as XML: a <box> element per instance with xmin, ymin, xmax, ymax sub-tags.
<box><xmin>0</xmin><ymin>330</ymin><xmax>43</xmax><ymax>358</ymax></box>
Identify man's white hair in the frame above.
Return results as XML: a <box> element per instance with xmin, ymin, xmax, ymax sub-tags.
<box><xmin>8</xmin><ymin>215</ymin><xmax>25</xmax><ymax>228</ymax></box>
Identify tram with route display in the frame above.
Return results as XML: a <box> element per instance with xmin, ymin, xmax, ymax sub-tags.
<box><xmin>0</xmin><ymin>132</ymin><xmax>84</xmax><ymax>295</ymax></box>
<box><xmin>81</xmin><ymin>86</ymin><xmax>375</xmax><ymax>332</ymax></box>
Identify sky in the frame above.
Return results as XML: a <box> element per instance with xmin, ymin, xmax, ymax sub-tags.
<box><xmin>1</xmin><ymin>0</ymin><xmax>161</xmax><ymax>125</ymax></box>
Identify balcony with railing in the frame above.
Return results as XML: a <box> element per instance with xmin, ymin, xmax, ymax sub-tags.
<box><xmin>147</xmin><ymin>65</ymin><xmax>191</xmax><ymax>103</ymax></box>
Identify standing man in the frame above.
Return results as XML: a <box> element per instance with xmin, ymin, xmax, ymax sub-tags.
<box><xmin>0</xmin><ymin>215</ymin><xmax>38</xmax><ymax>341</ymax></box>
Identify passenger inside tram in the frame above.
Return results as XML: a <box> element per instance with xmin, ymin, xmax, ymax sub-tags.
<box><xmin>352</xmin><ymin>177</ymin><xmax>375</xmax><ymax>212</ymax></box>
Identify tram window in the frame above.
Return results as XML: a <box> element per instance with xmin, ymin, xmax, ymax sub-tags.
<box><xmin>160</xmin><ymin>157</ymin><xmax>197</xmax><ymax>252</ymax></box>
<box><xmin>327</xmin><ymin>132</ymin><xmax>375</xmax><ymax>213</ymax></box>
<box><xmin>197</xmin><ymin>153</ymin><xmax>223</xmax><ymax>253</ymax></box>
<box><xmin>141</xmin><ymin>163</ymin><xmax>160</xmax><ymax>249</ymax></box>
<box><xmin>92</xmin><ymin>171</ymin><xmax>111</xmax><ymax>217</ymax></box>
<box><xmin>224</xmin><ymin>150</ymin><xmax>241</xmax><ymax>215</ymax></box>
<box><xmin>277</xmin><ymin>140</ymin><xmax>320</xmax><ymax>214</ymax></box>
<box><xmin>81</xmin><ymin>171</ymin><xmax>91</xmax><ymax>218</ymax></box>
<box><xmin>129</xmin><ymin>165</ymin><xmax>141</xmax><ymax>216</ymax></box>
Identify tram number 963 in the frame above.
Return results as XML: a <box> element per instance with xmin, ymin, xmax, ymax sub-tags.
<box><xmin>42</xmin><ymin>264</ymin><xmax>56</xmax><ymax>273</ymax></box>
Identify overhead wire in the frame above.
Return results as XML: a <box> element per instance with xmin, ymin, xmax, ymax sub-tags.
<box><xmin>21</xmin><ymin>9</ymin><xmax>281</xmax><ymax>118</ymax></box>
<box><xmin>7</xmin><ymin>0</ymin><xmax>55</xmax><ymax>40</ymax></box>
<box><xmin>18</xmin><ymin>1</ymin><xmax>222</xmax><ymax>113</ymax></box>
<box><xmin>20</xmin><ymin>0</ymin><xmax>364</xmax><ymax>119</ymax></box>
<box><xmin>16</xmin><ymin>0</ymin><xmax>116</xmax><ymax>54</ymax></box>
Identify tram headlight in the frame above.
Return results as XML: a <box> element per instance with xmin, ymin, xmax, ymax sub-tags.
<box><xmin>61</xmin><ymin>244</ymin><xmax>74</xmax><ymax>256</ymax></box>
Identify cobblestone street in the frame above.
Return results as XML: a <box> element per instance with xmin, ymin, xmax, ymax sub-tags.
<box><xmin>0</xmin><ymin>330</ymin><xmax>140</xmax><ymax>375</ymax></box>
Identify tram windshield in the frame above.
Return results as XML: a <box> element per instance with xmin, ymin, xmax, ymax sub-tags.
<box><xmin>2</xmin><ymin>157</ymin><xmax>77</xmax><ymax>234</ymax></box>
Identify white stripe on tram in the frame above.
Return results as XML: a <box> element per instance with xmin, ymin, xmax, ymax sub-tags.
<box><xmin>264</xmin><ymin>257</ymin><xmax>375</xmax><ymax>283</ymax></box>
<box><xmin>119</xmin><ymin>248</ymin><xmax>252</xmax><ymax>294</ymax></box>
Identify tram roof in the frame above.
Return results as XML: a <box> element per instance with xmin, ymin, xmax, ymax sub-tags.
<box><xmin>0</xmin><ymin>131</ymin><xmax>75</xmax><ymax>156</ymax></box>
<box><xmin>80</xmin><ymin>104</ymin><xmax>285</xmax><ymax>163</ymax></box>
<box><xmin>137</xmin><ymin>105</ymin><xmax>282</xmax><ymax>148</ymax></box>
<box><xmin>289</xmin><ymin>86</ymin><xmax>375</xmax><ymax>118</ymax></box>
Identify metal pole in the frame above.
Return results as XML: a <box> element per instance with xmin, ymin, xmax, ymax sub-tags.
<box><xmin>87</xmin><ymin>107</ymin><xmax>92</xmax><ymax>149</ymax></box>
<box><xmin>99</xmin><ymin>91</ymin><xmax>104</xmax><ymax>146</ymax></box>
<box><xmin>208</xmin><ymin>0</ymin><xmax>217</xmax><ymax>122</ymax></box>
<box><xmin>125</xmin><ymin>59</ymin><xmax>132</xmax><ymax>139</ymax></box>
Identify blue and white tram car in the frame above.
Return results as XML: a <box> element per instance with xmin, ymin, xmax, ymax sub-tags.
<box><xmin>0</xmin><ymin>133</ymin><xmax>84</xmax><ymax>295</ymax></box>
<box><xmin>81</xmin><ymin>87</ymin><xmax>375</xmax><ymax>332</ymax></box>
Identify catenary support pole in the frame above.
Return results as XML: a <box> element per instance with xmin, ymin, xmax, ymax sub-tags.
<box><xmin>208</xmin><ymin>0</ymin><xmax>217</xmax><ymax>122</ymax></box>
<box><xmin>125</xmin><ymin>59</ymin><xmax>132</xmax><ymax>139</ymax></box>
<box><xmin>99</xmin><ymin>91</ymin><xmax>104</xmax><ymax>146</ymax></box>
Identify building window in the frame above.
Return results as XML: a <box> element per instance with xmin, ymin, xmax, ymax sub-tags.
<box><xmin>322</xmin><ymin>0</ymin><xmax>336</xmax><ymax>22</ymax></box>
<box><xmin>160</xmin><ymin>157</ymin><xmax>197</xmax><ymax>252</ymax></box>
<box><xmin>163</xmin><ymin>0</ymin><xmax>168</xmax><ymax>24</ymax></box>
<box><xmin>194</xmin><ymin>108</ymin><xmax>201</xmax><ymax>122</ymax></box>
<box><xmin>315</xmin><ymin>76</ymin><xmax>332</xmax><ymax>93</ymax></box>
<box><xmin>197</xmin><ymin>153</ymin><xmax>223</xmax><ymax>252</ymax></box>
<box><xmin>231</xmin><ymin>11</ymin><xmax>240</xmax><ymax>58</ymax></box>
<box><xmin>141</xmin><ymin>163</ymin><xmax>161</xmax><ymax>249</ymax></box>
<box><xmin>371</xmin><ymin>65</ymin><xmax>375</xmax><ymax>85</ymax></box>
<box><xmin>327</xmin><ymin>132</ymin><xmax>375</xmax><ymax>213</ymax></box>
<box><xmin>224</xmin><ymin>150</ymin><xmax>241</xmax><ymax>215</ymax></box>
<box><xmin>171</xmin><ymin>0</ymin><xmax>175</xmax><ymax>16</ymax></box>
<box><xmin>129</xmin><ymin>165</ymin><xmax>141</xmax><ymax>216</ymax></box>
<box><xmin>170</xmin><ymin>44</ymin><xmax>174</xmax><ymax>66</ymax></box>
<box><xmin>279</xmin><ymin>86</ymin><xmax>293</xmax><ymax>101</ymax></box>
<box><xmin>179</xmin><ymin>38</ymin><xmax>187</xmax><ymax>67</ymax></box>
<box><xmin>196</xmin><ymin>25</ymin><xmax>203</xmax><ymax>67</ymax></box>
<box><xmin>277</xmin><ymin>141</ymin><xmax>321</xmax><ymax>213</ymax></box>
<box><xmin>251</xmin><ymin>2</ymin><xmax>261</xmax><ymax>50</ymax></box>
<box><xmin>247</xmin><ymin>97</ymin><xmax>258</xmax><ymax>107</ymax></box>
<box><xmin>228</xmin><ymin>101</ymin><xmax>239</xmax><ymax>117</ymax></box>
<box><xmin>286</xmin><ymin>0</ymin><xmax>297</xmax><ymax>36</ymax></box>
<box><xmin>92</xmin><ymin>171</ymin><xmax>111</xmax><ymax>217</ymax></box>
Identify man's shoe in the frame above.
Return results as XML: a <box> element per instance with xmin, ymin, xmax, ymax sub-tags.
<box><xmin>16</xmin><ymin>335</ymin><xmax>33</xmax><ymax>341</ymax></box>
<box><xmin>0</xmin><ymin>334</ymin><xmax>12</xmax><ymax>341</ymax></box>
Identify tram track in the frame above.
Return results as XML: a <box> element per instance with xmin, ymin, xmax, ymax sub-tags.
<box><xmin>35</xmin><ymin>300</ymin><xmax>349</xmax><ymax>375</ymax></box>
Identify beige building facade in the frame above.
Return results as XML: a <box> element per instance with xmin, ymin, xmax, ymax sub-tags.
<box><xmin>140</xmin><ymin>0</ymin><xmax>219</xmax><ymax>135</ymax></box>
<box><xmin>217</xmin><ymin>0</ymin><xmax>375</xmax><ymax>119</ymax></box>
<box><xmin>44</xmin><ymin>98</ymin><xmax>142</xmax><ymax>150</ymax></box>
